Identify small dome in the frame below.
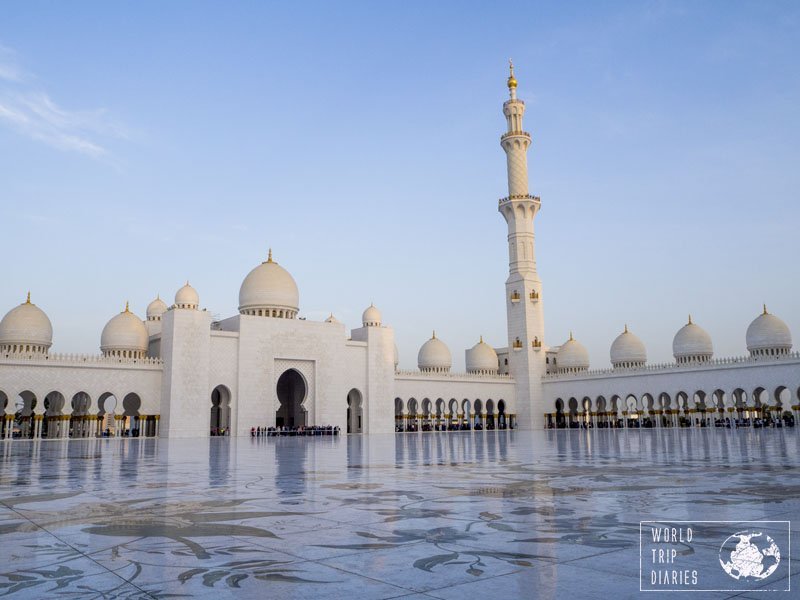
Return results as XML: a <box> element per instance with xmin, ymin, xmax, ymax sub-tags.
<box><xmin>0</xmin><ymin>293</ymin><xmax>53</xmax><ymax>353</ymax></box>
<box><xmin>239</xmin><ymin>250</ymin><xmax>299</xmax><ymax>318</ymax></box>
<box><xmin>418</xmin><ymin>331</ymin><xmax>452</xmax><ymax>372</ymax></box>
<box><xmin>466</xmin><ymin>336</ymin><xmax>498</xmax><ymax>374</ymax></box>
<box><xmin>146</xmin><ymin>295</ymin><xmax>168</xmax><ymax>320</ymax></box>
<box><xmin>673</xmin><ymin>316</ymin><xmax>713</xmax><ymax>363</ymax></box>
<box><xmin>362</xmin><ymin>304</ymin><xmax>381</xmax><ymax>327</ymax></box>
<box><xmin>746</xmin><ymin>306</ymin><xmax>792</xmax><ymax>356</ymax></box>
<box><xmin>324</xmin><ymin>313</ymin><xmax>339</xmax><ymax>324</ymax></box>
<box><xmin>175</xmin><ymin>282</ymin><xmax>199</xmax><ymax>310</ymax></box>
<box><xmin>101</xmin><ymin>303</ymin><xmax>148</xmax><ymax>357</ymax></box>
<box><xmin>557</xmin><ymin>333</ymin><xmax>589</xmax><ymax>372</ymax></box>
<box><xmin>610</xmin><ymin>325</ymin><xmax>647</xmax><ymax>368</ymax></box>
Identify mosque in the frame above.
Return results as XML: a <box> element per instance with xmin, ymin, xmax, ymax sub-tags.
<box><xmin>0</xmin><ymin>65</ymin><xmax>798</xmax><ymax>440</ymax></box>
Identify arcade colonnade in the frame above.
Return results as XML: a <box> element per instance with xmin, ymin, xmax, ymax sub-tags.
<box><xmin>545</xmin><ymin>368</ymin><xmax>800</xmax><ymax>429</ymax></box>
<box><xmin>393</xmin><ymin>397</ymin><xmax>516</xmax><ymax>432</ymax></box>
<box><xmin>550</xmin><ymin>385</ymin><xmax>800</xmax><ymax>428</ymax></box>
<box><xmin>0</xmin><ymin>389</ymin><xmax>159</xmax><ymax>439</ymax></box>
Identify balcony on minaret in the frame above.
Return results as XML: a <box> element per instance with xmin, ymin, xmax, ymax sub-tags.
<box><xmin>529</xmin><ymin>290</ymin><xmax>539</xmax><ymax>302</ymax></box>
<box><xmin>512</xmin><ymin>337</ymin><xmax>523</xmax><ymax>351</ymax></box>
<box><xmin>532</xmin><ymin>337</ymin><xmax>542</xmax><ymax>351</ymax></box>
<box><xmin>510</xmin><ymin>291</ymin><xmax>521</xmax><ymax>304</ymax></box>
<box><xmin>500</xmin><ymin>130</ymin><xmax>531</xmax><ymax>143</ymax></box>
<box><xmin>498</xmin><ymin>194</ymin><xmax>541</xmax><ymax>207</ymax></box>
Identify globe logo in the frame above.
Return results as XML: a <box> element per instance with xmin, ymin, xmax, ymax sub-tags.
<box><xmin>719</xmin><ymin>531</ymin><xmax>781</xmax><ymax>581</ymax></box>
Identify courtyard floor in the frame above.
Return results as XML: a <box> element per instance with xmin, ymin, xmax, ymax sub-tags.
<box><xmin>0</xmin><ymin>429</ymin><xmax>797</xmax><ymax>599</ymax></box>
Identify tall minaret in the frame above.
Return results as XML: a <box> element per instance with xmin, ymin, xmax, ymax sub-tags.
<box><xmin>498</xmin><ymin>61</ymin><xmax>546</xmax><ymax>430</ymax></box>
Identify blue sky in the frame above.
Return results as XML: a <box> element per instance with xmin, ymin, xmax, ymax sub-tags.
<box><xmin>1</xmin><ymin>1</ymin><xmax>798</xmax><ymax>369</ymax></box>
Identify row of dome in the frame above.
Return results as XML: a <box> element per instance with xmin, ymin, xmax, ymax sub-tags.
<box><xmin>0</xmin><ymin>289</ymin><xmax>499</xmax><ymax>373</ymax></box>
<box><xmin>0</xmin><ymin>251</ymin><xmax>299</xmax><ymax>357</ymax></box>
<box><xmin>556</xmin><ymin>307</ymin><xmax>794</xmax><ymax>373</ymax></box>
<box><xmin>0</xmin><ymin>292</ymin><xmax>384</xmax><ymax>359</ymax></box>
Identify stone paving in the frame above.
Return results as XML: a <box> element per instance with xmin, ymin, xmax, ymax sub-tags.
<box><xmin>0</xmin><ymin>429</ymin><xmax>797</xmax><ymax>599</ymax></box>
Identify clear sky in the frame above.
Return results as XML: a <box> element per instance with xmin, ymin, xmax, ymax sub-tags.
<box><xmin>1</xmin><ymin>1</ymin><xmax>798</xmax><ymax>370</ymax></box>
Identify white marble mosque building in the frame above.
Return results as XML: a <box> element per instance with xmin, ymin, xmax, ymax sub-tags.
<box><xmin>1</xmin><ymin>65</ymin><xmax>798</xmax><ymax>440</ymax></box>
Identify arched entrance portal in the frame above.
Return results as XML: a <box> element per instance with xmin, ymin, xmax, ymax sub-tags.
<box><xmin>276</xmin><ymin>369</ymin><xmax>307</xmax><ymax>428</ymax></box>
<box><xmin>211</xmin><ymin>385</ymin><xmax>231</xmax><ymax>436</ymax></box>
<box><xmin>347</xmin><ymin>389</ymin><xmax>363</xmax><ymax>434</ymax></box>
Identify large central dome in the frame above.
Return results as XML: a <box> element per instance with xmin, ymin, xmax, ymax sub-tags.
<box><xmin>239</xmin><ymin>250</ymin><xmax>299</xmax><ymax>318</ymax></box>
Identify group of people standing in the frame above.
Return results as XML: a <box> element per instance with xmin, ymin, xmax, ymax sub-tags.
<box><xmin>250</xmin><ymin>425</ymin><xmax>340</xmax><ymax>437</ymax></box>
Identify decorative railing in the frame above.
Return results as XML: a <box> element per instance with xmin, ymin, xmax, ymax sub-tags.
<box><xmin>498</xmin><ymin>194</ymin><xmax>541</xmax><ymax>206</ymax></box>
<box><xmin>542</xmin><ymin>351</ymin><xmax>800</xmax><ymax>381</ymax></box>
<box><xmin>0</xmin><ymin>352</ymin><xmax>163</xmax><ymax>367</ymax></box>
<box><xmin>500</xmin><ymin>130</ymin><xmax>531</xmax><ymax>142</ymax></box>
<box><xmin>395</xmin><ymin>370</ymin><xmax>512</xmax><ymax>381</ymax></box>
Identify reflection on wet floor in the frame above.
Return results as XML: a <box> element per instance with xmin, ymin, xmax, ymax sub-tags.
<box><xmin>0</xmin><ymin>429</ymin><xmax>797</xmax><ymax>599</ymax></box>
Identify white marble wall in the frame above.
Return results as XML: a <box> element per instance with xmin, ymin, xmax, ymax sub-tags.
<box><xmin>159</xmin><ymin>308</ymin><xmax>212</xmax><ymax>438</ymax></box>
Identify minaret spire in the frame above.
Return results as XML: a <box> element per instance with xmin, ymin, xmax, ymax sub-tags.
<box><xmin>497</xmin><ymin>61</ymin><xmax>545</xmax><ymax>431</ymax></box>
<box><xmin>507</xmin><ymin>59</ymin><xmax>517</xmax><ymax>100</ymax></box>
<box><xmin>499</xmin><ymin>60</ymin><xmax>538</xmax><ymax>275</ymax></box>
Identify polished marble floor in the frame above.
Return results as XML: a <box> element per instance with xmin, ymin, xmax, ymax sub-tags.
<box><xmin>0</xmin><ymin>429</ymin><xmax>797</xmax><ymax>599</ymax></box>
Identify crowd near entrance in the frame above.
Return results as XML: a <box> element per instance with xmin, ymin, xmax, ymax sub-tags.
<box><xmin>394</xmin><ymin>397</ymin><xmax>514</xmax><ymax>432</ymax></box>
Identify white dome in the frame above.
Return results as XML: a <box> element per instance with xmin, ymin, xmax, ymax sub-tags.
<box><xmin>146</xmin><ymin>295</ymin><xmax>168</xmax><ymax>320</ymax></box>
<box><xmin>746</xmin><ymin>306</ymin><xmax>792</xmax><ymax>356</ymax></box>
<box><xmin>465</xmin><ymin>336</ymin><xmax>498</xmax><ymax>374</ymax></box>
<box><xmin>557</xmin><ymin>333</ymin><xmax>589</xmax><ymax>372</ymax></box>
<box><xmin>100</xmin><ymin>303</ymin><xmax>148</xmax><ymax>357</ymax></box>
<box><xmin>362</xmin><ymin>304</ymin><xmax>382</xmax><ymax>327</ymax></box>
<box><xmin>418</xmin><ymin>332</ymin><xmax>452</xmax><ymax>372</ymax></box>
<box><xmin>0</xmin><ymin>294</ymin><xmax>53</xmax><ymax>352</ymax></box>
<box><xmin>239</xmin><ymin>250</ymin><xmax>299</xmax><ymax>318</ymax></box>
<box><xmin>175</xmin><ymin>282</ymin><xmax>199</xmax><ymax>310</ymax></box>
<box><xmin>673</xmin><ymin>316</ymin><xmax>713</xmax><ymax>363</ymax></box>
<box><xmin>610</xmin><ymin>325</ymin><xmax>647</xmax><ymax>368</ymax></box>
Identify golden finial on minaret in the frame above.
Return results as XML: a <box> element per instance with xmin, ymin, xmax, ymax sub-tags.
<box><xmin>688</xmin><ymin>314</ymin><xmax>693</xmax><ymax>325</ymax></box>
<box><xmin>267</xmin><ymin>248</ymin><xmax>273</xmax><ymax>263</ymax></box>
<box><xmin>124</xmin><ymin>301</ymin><xmax>130</xmax><ymax>313</ymax></box>
<box><xmin>432</xmin><ymin>330</ymin><xmax>436</xmax><ymax>339</ymax></box>
<box><xmin>479</xmin><ymin>335</ymin><xmax>484</xmax><ymax>343</ymax></box>
<box><xmin>763</xmin><ymin>303</ymin><xmax>768</xmax><ymax>315</ymax></box>
<box><xmin>25</xmin><ymin>291</ymin><xmax>31</xmax><ymax>304</ymax></box>
<box><xmin>507</xmin><ymin>58</ymin><xmax>517</xmax><ymax>91</ymax></box>
<box><xmin>624</xmin><ymin>324</ymin><xmax>628</xmax><ymax>333</ymax></box>
<box><xmin>569</xmin><ymin>331</ymin><xmax>574</xmax><ymax>341</ymax></box>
